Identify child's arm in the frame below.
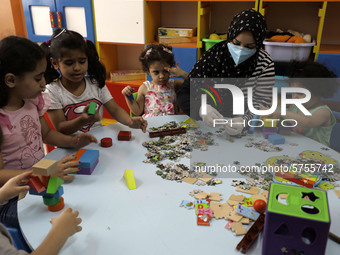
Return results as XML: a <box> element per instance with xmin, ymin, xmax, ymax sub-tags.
<box><xmin>121</xmin><ymin>84</ymin><xmax>147</xmax><ymax>116</ymax></box>
<box><xmin>268</xmin><ymin>108</ymin><xmax>332</xmax><ymax>129</ymax></box>
<box><xmin>103</xmin><ymin>98</ymin><xmax>148</xmax><ymax>133</ymax></box>
<box><xmin>31</xmin><ymin>208</ymin><xmax>82</xmax><ymax>255</ymax></box>
<box><xmin>165</xmin><ymin>63</ymin><xmax>188</xmax><ymax>92</ymax></box>
<box><xmin>40</xmin><ymin>116</ymin><xmax>97</xmax><ymax>148</ymax></box>
<box><xmin>47</xmin><ymin>105</ymin><xmax>100</xmax><ymax>135</ymax></box>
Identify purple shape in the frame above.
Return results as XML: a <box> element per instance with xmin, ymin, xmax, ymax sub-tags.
<box><xmin>77</xmin><ymin>159</ymin><xmax>99</xmax><ymax>175</ymax></box>
<box><xmin>262</xmin><ymin>127</ymin><xmax>277</xmax><ymax>139</ymax></box>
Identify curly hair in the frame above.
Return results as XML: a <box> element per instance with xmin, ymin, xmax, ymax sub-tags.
<box><xmin>139</xmin><ymin>44</ymin><xmax>175</xmax><ymax>73</ymax></box>
<box><xmin>289</xmin><ymin>61</ymin><xmax>339</xmax><ymax>98</ymax></box>
<box><xmin>41</xmin><ymin>28</ymin><xmax>106</xmax><ymax>88</ymax></box>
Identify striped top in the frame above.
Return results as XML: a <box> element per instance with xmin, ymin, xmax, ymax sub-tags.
<box><xmin>177</xmin><ymin>40</ymin><xmax>275</xmax><ymax>121</ymax></box>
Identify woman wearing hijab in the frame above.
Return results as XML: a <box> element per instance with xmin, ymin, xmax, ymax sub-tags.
<box><xmin>177</xmin><ymin>9</ymin><xmax>275</xmax><ymax>135</ymax></box>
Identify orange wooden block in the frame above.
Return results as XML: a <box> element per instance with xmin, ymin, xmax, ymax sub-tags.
<box><xmin>72</xmin><ymin>149</ymin><xmax>86</xmax><ymax>161</ymax></box>
<box><xmin>47</xmin><ymin>196</ymin><xmax>64</xmax><ymax>212</ymax></box>
<box><xmin>41</xmin><ymin>176</ymin><xmax>50</xmax><ymax>187</ymax></box>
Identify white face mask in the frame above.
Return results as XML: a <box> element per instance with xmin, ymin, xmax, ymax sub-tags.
<box><xmin>227</xmin><ymin>43</ymin><xmax>256</xmax><ymax>66</ymax></box>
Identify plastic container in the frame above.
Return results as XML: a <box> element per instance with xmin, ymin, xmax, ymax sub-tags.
<box><xmin>263</xmin><ymin>41</ymin><xmax>315</xmax><ymax>62</ymax></box>
<box><xmin>202</xmin><ymin>37</ymin><xmax>225</xmax><ymax>50</ymax></box>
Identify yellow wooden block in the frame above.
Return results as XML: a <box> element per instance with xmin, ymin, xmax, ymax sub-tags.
<box><xmin>124</xmin><ymin>169</ymin><xmax>136</xmax><ymax>190</ymax></box>
<box><xmin>263</xmin><ymin>118</ymin><xmax>277</xmax><ymax>127</ymax></box>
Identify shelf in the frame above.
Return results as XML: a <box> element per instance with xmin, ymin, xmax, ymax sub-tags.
<box><xmin>168</xmin><ymin>42</ymin><xmax>197</xmax><ymax>48</ymax></box>
<box><xmin>106</xmin><ymin>80</ymin><xmax>145</xmax><ymax>87</ymax></box>
<box><xmin>318</xmin><ymin>44</ymin><xmax>340</xmax><ymax>54</ymax></box>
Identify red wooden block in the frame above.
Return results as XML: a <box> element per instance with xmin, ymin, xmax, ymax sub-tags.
<box><xmin>118</xmin><ymin>131</ymin><xmax>131</xmax><ymax>141</ymax></box>
<box><xmin>28</xmin><ymin>176</ymin><xmax>46</xmax><ymax>194</ymax></box>
<box><xmin>101</xmin><ymin>137</ymin><xmax>113</xmax><ymax>147</ymax></box>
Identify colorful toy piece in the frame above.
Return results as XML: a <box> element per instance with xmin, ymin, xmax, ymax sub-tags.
<box><xmin>124</xmin><ymin>169</ymin><xmax>136</xmax><ymax>190</ymax></box>
<box><xmin>32</xmin><ymin>159</ymin><xmax>58</xmax><ymax>176</ymax></box>
<box><xmin>236</xmin><ymin>203</ymin><xmax>260</xmax><ymax>221</ymax></box>
<box><xmin>88</xmin><ymin>102</ymin><xmax>97</xmax><ymax>115</ymax></box>
<box><xmin>263</xmin><ymin>118</ymin><xmax>277</xmax><ymax>127</ymax></box>
<box><xmin>268</xmin><ymin>134</ymin><xmax>285</xmax><ymax>145</ymax></box>
<box><xmin>118</xmin><ymin>131</ymin><xmax>131</xmax><ymax>141</ymax></box>
<box><xmin>28</xmin><ymin>158</ymin><xmax>65</xmax><ymax>212</ymax></box>
<box><xmin>236</xmin><ymin>213</ymin><xmax>265</xmax><ymax>253</ymax></box>
<box><xmin>262</xmin><ymin>127</ymin><xmax>277</xmax><ymax>139</ymax></box>
<box><xmin>101</xmin><ymin>137</ymin><xmax>112</xmax><ymax>147</ymax></box>
<box><xmin>262</xmin><ymin>183</ymin><xmax>330</xmax><ymax>255</ymax></box>
<box><xmin>253</xmin><ymin>199</ymin><xmax>267</xmax><ymax>213</ymax></box>
<box><xmin>71</xmin><ymin>149</ymin><xmax>100</xmax><ymax>175</ymax></box>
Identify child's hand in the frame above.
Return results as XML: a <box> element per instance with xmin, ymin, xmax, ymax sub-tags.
<box><xmin>261</xmin><ymin>109</ymin><xmax>281</xmax><ymax>120</ymax></box>
<box><xmin>0</xmin><ymin>171</ymin><xmax>32</xmax><ymax>204</ymax></box>
<box><xmin>82</xmin><ymin>105</ymin><xmax>101</xmax><ymax>124</ymax></box>
<box><xmin>70</xmin><ymin>133</ymin><xmax>98</xmax><ymax>148</ymax></box>
<box><xmin>51</xmin><ymin>155</ymin><xmax>80</xmax><ymax>181</ymax></box>
<box><xmin>128</xmin><ymin>117</ymin><xmax>148</xmax><ymax>133</ymax></box>
<box><xmin>50</xmin><ymin>208</ymin><xmax>82</xmax><ymax>237</ymax></box>
<box><xmin>122</xmin><ymin>86</ymin><xmax>135</xmax><ymax>99</ymax></box>
<box><xmin>165</xmin><ymin>63</ymin><xmax>188</xmax><ymax>79</ymax></box>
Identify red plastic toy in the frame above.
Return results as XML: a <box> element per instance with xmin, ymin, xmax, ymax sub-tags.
<box><xmin>118</xmin><ymin>131</ymin><xmax>131</xmax><ymax>141</ymax></box>
<box><xmin>253</xmin><ymin>199</ymin><xmax>267</xmax><ymax>213</ymax></box>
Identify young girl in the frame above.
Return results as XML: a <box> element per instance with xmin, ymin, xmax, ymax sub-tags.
<box><xmin>43</xmin><ymin>28</ymin><xmax>147</xmax><ymax>135</ymax></box>
<box><xmin>0</xmin><ymin>171</ymin><xmax>82</xmax><ymax>255</ymax></box>
<box><xmin>121</xmin><ymin>44</ymin><xmax>188</xmax><ymax>117</ymax></box>
<box><xmin>0</xmin><ymin>36</ymin><xmax>96</xmax><ymax>227</ymax></box>
<box><xmin>267</xmin><ymin>61</ymin><xmax>339</xmax><ymax>146</ymax></box>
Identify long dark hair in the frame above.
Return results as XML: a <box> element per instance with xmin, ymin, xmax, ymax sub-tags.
<box><xmin>41</xmin><ymin>28</ymin><xmax>106</xmax><ymax>88</ymax></box>
<box><xmin>0</xmin><ymin>36</ymin><xmax>45</xmax><ymax>108</ymax></box>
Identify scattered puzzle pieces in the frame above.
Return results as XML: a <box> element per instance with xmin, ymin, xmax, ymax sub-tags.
<box><xmin>230</xmin><ymin>222</ymin><xmax>247</xmax><ymax>235</ymax></box>
<box><xmin>236</xmin><ymin>186</ymin><xmax>260</xmax><ymax>195</ymax></box>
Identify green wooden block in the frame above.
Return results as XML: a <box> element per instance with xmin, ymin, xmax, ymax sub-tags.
<box><xmin>46</xmin><ymin>177</ymin><xmax>64</xmax><ymax>194</ymax></box>
<box><xmin>88</xmin><ymin>102</ymin><xmax>97</xmax><ymax>115</ymax></box>
<box><xmin>43</xmin><ymin>196</ymin><xmax>60</xmax><ymax>206</ymax></box>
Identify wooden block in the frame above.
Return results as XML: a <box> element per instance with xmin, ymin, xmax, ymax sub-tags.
<box><xmin>88</xmin><ymin>102</ymin><xmax>97</xmax><ymax>115</ymax></box>
<box><xmin>46</xmin><ymin>177</ymin><xmax>64</xmax><ymax>194</ymax></box>
<box><xmin>149</xmin><ymin>128</ymin><xmax>186</xmax><ymax>138</ymax></box>
<box><xmin>43</xmin><ymin>196</ymin><xmax>61</xmax><ymax>206</ymax></box>
<box><xmin>263</xmin><ymin>119</ymin><xmax>277</xmax><ymax>127</ymax></box>
<box><xmin>47</xmin><ymin>196</ymin><xmax>64</xmax><ymax>212</ymax></box>
<box><xmin>182</xmin><ymin>177</ymin><xmax>197</xmax><ymax>184</ymax></box>
<box><xmin>78</xmin><ymin>149</ymin><xmax>99</xmax><ymax>169</ymax></box>
<box><xmin>236</xmin><ymin>186</ymin><xmax>260</xmax><ymax>195</ymax></box>
<box><xmin>118</xmin><ymin>131</ymin><xmax>131</xmax><ymax>141</ymax></box>
<box><xmin>32</xmin><ymin>159</ymin><xmax>58</xmax><ymax>176</ymax></box>
<box><xmin>124</xmin><ymin>169</ymin><xmax>136</xmax><ymax>190</ymax></box>
<box><xmin>28</xmin><ymin>176</ymin><xmax>46</xmax><ymax>193</ymax></box>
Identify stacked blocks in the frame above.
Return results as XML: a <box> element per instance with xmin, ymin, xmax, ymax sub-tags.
<box><xmin>262</xmin><ymin>119</ymin><xmax>277</xmax><ymax>139</ymax></box>
<box><xmin>278</xmin><ymin>122</ymin><xmax>292</xmax><ymax>136</ymax></box>
<box><xmin>262</xmin><ymin>183</ymin><xmax>330</xmax><ymax>255</ymax></box>
<box><xmin>118</xmin><ymin>131</ymin><xmax>131</xmax><ymax>141</ymax></box>
<box><xmin>72</xmin><ymin>149</ymin><xmax>100</xmax><ymax>175</ymax></box>
<box><xmin>31</xmin><ymin>159</ymin><xmax>64</xmax><ymax>212</ymax></box>
<box><xmin>124</xmin><ymin>169</ymin><xmax>136</xmax><ymax>190</ymax></box>
<box><xmin>268</xmin><ymin>134</ymin><xmax>285</xmax><ymax>145</ymax></box>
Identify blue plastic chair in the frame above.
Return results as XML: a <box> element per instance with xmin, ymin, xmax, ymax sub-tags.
<box><xmin>4</xmin><ymin>224</ymin><xmax>32</xmax><ymax>252</ymax></box>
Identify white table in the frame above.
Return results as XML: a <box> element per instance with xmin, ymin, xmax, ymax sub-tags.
<box><xmin>18</xmin><ymin>115</ymin><xmax>340</xmax><ymax>255</ymax></box>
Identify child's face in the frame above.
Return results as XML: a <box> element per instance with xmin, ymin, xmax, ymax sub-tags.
<box><xmin>11</xmin><ymin>58</ymin><xmax>47</xmax><ymax>100</ymax></box>
<box><xmin>53</xmin><ymin>49</ymin><xmax>88</xmax><ymax>84</ymax></box>
<box><xmin>148</xmin><ymin>61</ymin><xmax>171</xmax><ymax>85</ymax></box>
